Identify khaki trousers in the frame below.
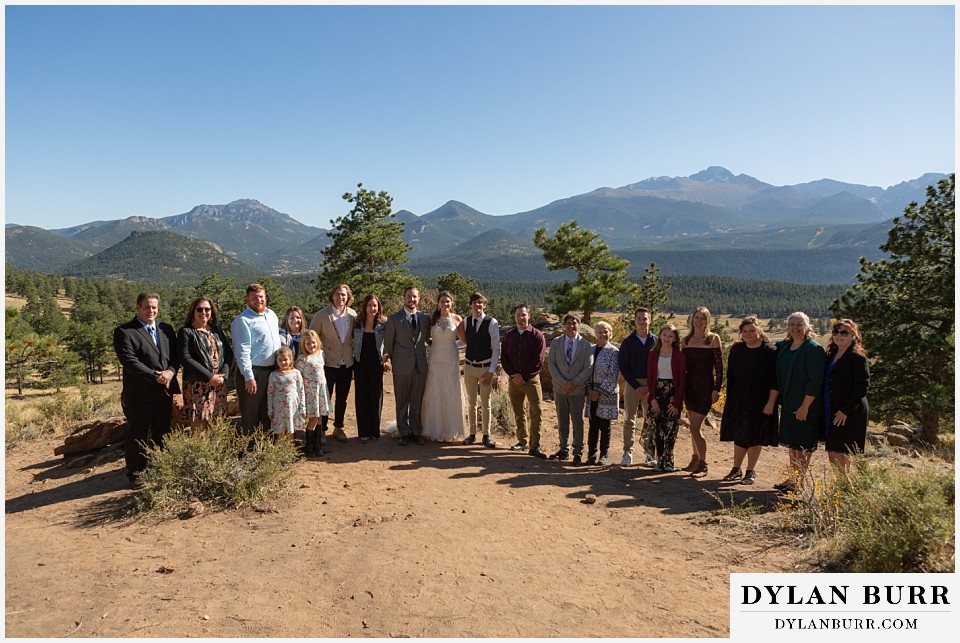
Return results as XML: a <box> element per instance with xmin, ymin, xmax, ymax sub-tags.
<box><xmin>623</xmin><ymin>378</ymin><xmax>654</xmax><ymax>457</ymax></box>
<box><xmin>463</xmin><ymin>363</ymin><xmax>493</xmax><ymax>436</ymax></box>
<box><xmin>508</xmin><ymin>375</ymin><xmax>542</xmax><ymax>449</ymax></box>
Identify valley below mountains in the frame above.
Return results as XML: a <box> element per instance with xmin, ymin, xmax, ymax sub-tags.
<box><xmin>5</xmin><ymin>166</ymin><xmax>946</xmax><ymax>285</ymax></box>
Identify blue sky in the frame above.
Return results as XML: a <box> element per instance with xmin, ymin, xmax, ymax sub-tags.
<box><xmin>4</xmin><ymin>4</ymin><xmax>955</xmax><ymax>230</ymax></box>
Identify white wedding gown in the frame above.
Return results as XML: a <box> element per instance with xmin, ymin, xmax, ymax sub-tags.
<box><xmin>421</xmin><ymin>316</ymin><xmax>467</xmax><ymax>442</ymax></box>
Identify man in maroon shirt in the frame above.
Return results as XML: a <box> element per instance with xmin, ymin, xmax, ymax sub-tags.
<box><xmin>500</xmin><ymin>304</ymin><xmax>547</xmax><ymax>458</ymax></box>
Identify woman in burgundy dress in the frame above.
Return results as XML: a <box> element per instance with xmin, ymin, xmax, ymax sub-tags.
<box><xmin>680</xmin><ymin>307</ymin><xmax>723</xmax><ymax>478</ymax></box>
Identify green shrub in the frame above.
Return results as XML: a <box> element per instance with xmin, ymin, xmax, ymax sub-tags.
<box><xmin>781</xmin><ymin>459</ymin><xmax>955</xmax><ymax>572</ymax></box>
<box><xmin>5</xmin><ymin>405</ymin><xmax>48</xmax><ymax>448</ymax></box>
<box><xmin>489</xmin><ymin>388</ymin><xmax>515</xmax><ymax>436</ymax></box>
<box><xmin>829</xmin><ymin>459</ymin><xmax>954</xmax><ymax>572</ymax></box>
<box><xmin>5</xmin><ymin>386</ymin><xmax>121</xmax><ymax>448</ymax></box>
<box><xmin>707</xmin><ymin>491</ymin><xmax>761</xmax><ymax>521</ymax></box>
<box><xmin>36</xmin><ymin>386</ymin><xmax>120</xmax><ymax>427</ymax></box>
<box><xmin>137</xmin><ymin>419</ymin><xmax>300</xmax><ymax>516</ymax></box>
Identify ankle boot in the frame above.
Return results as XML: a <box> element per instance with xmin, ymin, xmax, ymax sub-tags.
<box><xmin>305</xmin><ymin>430</ymin><xmax>316</xmax><ymax>457</ymax></box>
<box><xmin>313</xmin><ymin>429</ymin><xmax>325</xmax><ymax>456</ymax></box>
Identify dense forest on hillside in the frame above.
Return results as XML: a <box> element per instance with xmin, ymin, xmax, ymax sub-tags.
<box><xmin>409</xmin><ymin>246</ymin><xmax>881</xmax><ymax>286</ymax></box>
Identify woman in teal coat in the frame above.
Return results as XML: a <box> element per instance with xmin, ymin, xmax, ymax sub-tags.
<box><xmin>773</xmin><ymin>311</ymin><xmax>825</xmax><ymax>493</ymax></box>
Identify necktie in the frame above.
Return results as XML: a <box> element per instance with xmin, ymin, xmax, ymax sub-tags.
<box><xmin>474</xmin><ymin>317</ymin><xmax>480</xmax><ymax>332</ymax></box>
<box><xmin>147</xmin><ymin>325</ymin><xmax>159</xmax><ymax>348</ymax></box>
<box><xmin>410</xmin><ymin>314</ymin><xmax>417</xmax><ymax>331</ymax></box>
<box><xmin>566</xmin><ymin>338</ymin><xmax>574</xmax><ymax>364</ymax></box>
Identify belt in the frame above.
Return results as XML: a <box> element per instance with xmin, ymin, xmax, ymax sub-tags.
<box><xmin>252</xmin><ymin>364</ymin><xmax>275</xmax><ymax>371</ymax></box>
<box><xmin>466</xmin><ymin>360</ymin><xmax>492</xmax><ymax>368</ymax></box>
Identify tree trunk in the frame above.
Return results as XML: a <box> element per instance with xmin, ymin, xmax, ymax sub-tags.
<box><xmin>919</xmin><ymin>412</ymin><xmax>940</xmax><ymax>445</ymax></box>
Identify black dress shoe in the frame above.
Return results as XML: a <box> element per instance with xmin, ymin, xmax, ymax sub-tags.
<box><xmin>398</xmin><ymin>436</ymin><xmax>409</xmax><ymax>446</ymax></box>
<box><xmin>586</xmin><ymin>454</ymin><xmax>598</xmax><ymax>465</ymax></box>
<box><xmin>509</xmin><ymin>442</ymin><xmax>528</xmax><ymax>451</ymax></box>
<box><xmin>413</xmin><ymin>435</ymin><xmax>425</xmax><ymax>445</ymax></box>
<box><xmin>463</xmin><ymin>434</ymin><xmax>477</xmax><ymax>445</ymax></box>
<box><xmin>482</xmin><ymin>435</ymin><xmax>497</xmax><ymax>449</ymax></box>
<box><xmin>548</xmin><ymin>449</ymin><xmax>570</xmax><ymax>461</ymax></box>
<box><xmin>529</xmin><ymin>447</ymin><xmax>547</xmax><ymax>459</ymax></box>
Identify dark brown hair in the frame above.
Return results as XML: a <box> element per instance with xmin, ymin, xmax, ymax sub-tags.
<box><xmin>431</xmin><ymin>291</ymin><xmax>455</xmax><ymax>327</ymax></box>
<box><xmin>183</xmin><ymin>296</ymin><xmax>220</xmax><ymax>328</ymax></box>
<box><xmin>357</xmin><ymin>293</ymin><xmax>386</xmax><ymax>326</ymax></box>
<box><xmin>827</xmin><ymin>318</ymin><xmax>867</xmax><ymax>357</ymax></box>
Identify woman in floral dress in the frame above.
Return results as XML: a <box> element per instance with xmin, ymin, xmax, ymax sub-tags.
<box><xmin>177</xmin><ymin>296</ymin><xmax>233</xmax><ymax>429</ymax></box>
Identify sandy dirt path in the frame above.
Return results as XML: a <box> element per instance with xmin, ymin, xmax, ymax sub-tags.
<box><xmin>5</xmin><ymin>381</ymin><xmax>809</xmax><ymax>638</ymax></box>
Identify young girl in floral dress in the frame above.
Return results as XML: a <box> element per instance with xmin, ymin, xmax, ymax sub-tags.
<box><xmin>267</xmin><ymin>346</ymin><xmax>306</xmax><ymax>438</ymax></box>
<box><xmin>295</xmin><ymin>329</ymin><xmax>332</xmax><ymax>456</ymax></box>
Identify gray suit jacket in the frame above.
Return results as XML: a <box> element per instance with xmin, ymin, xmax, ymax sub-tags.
<box><xmin>383</xmin><ymin>309</ymin><xmax>431</xmax><ymax>376</ymax></box>
<box><xmin>548</xmin><ymin>334</ymin><xmax>594</xmax><ymax>395</ymax></box>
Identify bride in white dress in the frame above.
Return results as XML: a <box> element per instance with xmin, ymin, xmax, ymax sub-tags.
<box><xmin>421</xmin><ymin>292</ymin><xmax>468</xmax><ymax>442</ymax></box>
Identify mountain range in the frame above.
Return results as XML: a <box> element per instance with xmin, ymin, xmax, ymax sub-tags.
<box><xmin>5</xmin><ymin>167</ymin><xmax>947</xmax><ymax>284</ymax></box>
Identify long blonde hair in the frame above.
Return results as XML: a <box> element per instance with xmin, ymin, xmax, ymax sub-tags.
<box><xmin>683</xmin><ymin>306</ymin><xmax>716</xmax><ymax>345</ymax></box>
<box><xmin>299</xmin><ymin>329</ymin><xmax>322</xmax><ymax>356</ymax></box>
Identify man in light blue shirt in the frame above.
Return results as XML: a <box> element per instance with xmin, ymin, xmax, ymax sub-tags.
<box><xmin>231</xmin><ymin>283</ymin><xmax>281</xmax><ymax>434</ymax></box>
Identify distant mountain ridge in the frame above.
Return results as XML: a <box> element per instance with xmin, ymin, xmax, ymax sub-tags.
<box><xmin>5</xmin><ymin>168</ymin><xmax>948</xmax><ymax>283</ymax></box>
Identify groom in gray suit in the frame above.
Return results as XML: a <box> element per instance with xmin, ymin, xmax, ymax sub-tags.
<box><xmin>547</xmin><ymin>313</ymin><xmax>594</xmax><ymax>464</ymax></box>
<box><xmin>383</xmin><ymin>286</ymin><xmax>431</xmax><ymax>445</ymax></box>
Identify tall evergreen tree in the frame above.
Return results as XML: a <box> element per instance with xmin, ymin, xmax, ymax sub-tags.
<box><xmin>317</xmin><ymin>184</ymin><xmax>413</xmax><ymax>308</ymax></box>
<box><xmin>436</xmin><ymin>272</ymin><xmax>478</xmax><ymax>315</ymax></box>
<box><xmin>621</xmin><ymin>262</ymin><xmax>674</xmax><ymax>334</ymax></box>
<box><xmin>533</xmin><ymin>220</ymin><xmax>638</xmax><ymax>324</ymax></box>
<box><xmin>833</xmin><ymin>174</ymin><xmax>954</xmax><ymax>444</ymax></box>
<box><xmin>21</xmin><ymin>292</ymin><xmax>69</xmax><ymax>339</ymax></box>
<box><xmin>5</xmin><ymin>333</ymin><xmax>58</xmax><ymax>396</ymax></box>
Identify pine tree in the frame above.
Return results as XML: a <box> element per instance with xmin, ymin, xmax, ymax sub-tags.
<box><xmin>533</xmin><ymin>220</ymin><xmax>638</xmax><ymax>324</ymax></box>
<box><xmin>317</xmin><ymin>184</ymin><xmax>414</xmax><ymax>308</ymax></box>
<box><xmin>436</xmin><ymin>272</ymin><xmax>478</xmax><ymax>315</ymax></box>
<box><xmin>833</xmin><ymin>174</ymin><xmax>954</xmax><ymax>443</ymax></box>
<box><xmin>621</xmin><ymin>262</ymin><xmax>674</xmax><ymax>334</ymax></box>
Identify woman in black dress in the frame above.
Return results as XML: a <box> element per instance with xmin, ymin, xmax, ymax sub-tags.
<box><xmin>680</xmin><ymin>306</ymin><xmax>723</xmax><ymax>478</ymax></box>
<box><xmin>823</xmin><ymin>318</ymin><xmax>870</xmax><ymax>474</ymax></box>
<box><xmin>719</xmin><ymin>317</ymin><xmax>779</xmax><ymax>485</ymax></box>
<box><xmin>352</xmin><ymin>293</ymin><xmax>387</xmax><ymax>442</ymax></box>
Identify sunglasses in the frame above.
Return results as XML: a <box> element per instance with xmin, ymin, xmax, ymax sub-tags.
<box><xmin>195</xmin><ymin>307</ymin><xmax>212</xmax><ymax>313</ymax></box>
<box><xmin>832</xmin><ymin>329</ymin><xmax>850</xmax><ymax>336</ymax></box>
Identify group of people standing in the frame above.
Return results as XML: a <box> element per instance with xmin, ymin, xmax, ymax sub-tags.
<box><xmin>113</xmin><ymin>286</ymin><xmax>868</xmax><ymax>494</ymax></box>
<box><xmin>717</xmin><ymin>312</ymin><xmax>871</xmax><ymax>493</ymax></box>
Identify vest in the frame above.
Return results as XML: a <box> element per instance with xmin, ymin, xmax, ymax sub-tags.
<box><xmin>465</xmin><ymin>317</ymin><xmax>493</xmax><ymax>363</ymax></box>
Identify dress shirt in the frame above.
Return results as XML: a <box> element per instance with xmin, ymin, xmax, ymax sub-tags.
<box><xmin>140</xmin><ymin>320</ymin><xmax>159</xmax><ymax>347</ymax></box>
<box><xmin>332</xmin><ymin>308</ymin><xmax>350</xmax><ymax>343</ymax></box>
<box><xmin>332</xmin><ymin>307</ymin><xmax>351</xmax><ymax>364</ymax></box>
<box><xmin>471</xmin><ymin>314</ymin><xmax>501</xmax><ymax>373</ymax></box>
<box><xmin>231</xmin><ymin>306</ymin><xmax>282</xmax><ymax>381</ymax></box>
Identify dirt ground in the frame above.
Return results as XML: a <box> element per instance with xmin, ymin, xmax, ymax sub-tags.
<box><xmin>5</xmin><ymin>378</ymin><xmax>814</xmax><ymax>639</ymax></box>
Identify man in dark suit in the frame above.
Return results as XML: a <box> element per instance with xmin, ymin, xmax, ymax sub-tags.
<box><xmin>383</xmin><ymin>286</ymin><xmax>431</xmax><ymax>445</ymax></box>
<box><xmin>113</xmin><ymin>292</ymin><xmax>180</xmax><ymax>489</ymax></box>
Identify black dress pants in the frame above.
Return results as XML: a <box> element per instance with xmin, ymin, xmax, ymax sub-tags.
<box><xmin>322</xmin><ymin>365</ymin><xmax>353</xmax><ymax>430</ymax></box>
<box><xmin>354</xmin><ymin>365</ymin><xmax>384</xmax><ymax>439</ymax></box>
<box><xmin>122</xmin><ymin>392</ymin><xmax>173</xmax><ymax>478</ymax></box>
